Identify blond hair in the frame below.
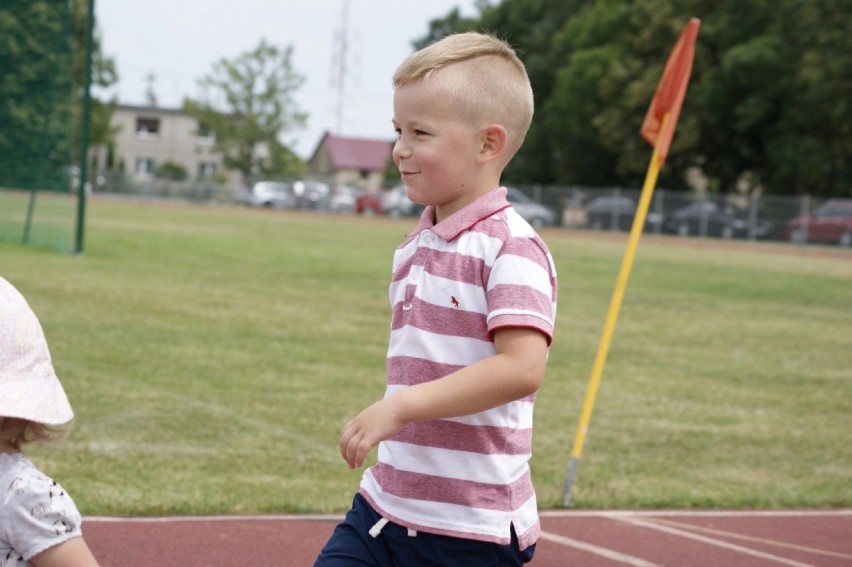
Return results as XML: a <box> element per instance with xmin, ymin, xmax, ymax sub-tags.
<box><xmin>0</xmin><ymin>417</ymin><xmax>70</xmax><ymax>450</ymax></box>
<box><xmin>393</xmin><ymin>32</ymin><xmax>534</xmax><ymax>159</ymax></box>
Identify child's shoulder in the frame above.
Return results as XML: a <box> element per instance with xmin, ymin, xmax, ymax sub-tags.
<box><xmin>0</xmin><ymin>453</ymin><xmax>58</xmax><ymax>506</ymax></box>
<box><xmin>0</xmin><ymin>453</ymin><xmax>82</xmax><ymax>558</ymax></box>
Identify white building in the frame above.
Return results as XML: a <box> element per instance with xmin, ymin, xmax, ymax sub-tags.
<box><xmin>109</xmin><ymin>104</ymin><xmax>231</xmax><ymax>183</ymax></box>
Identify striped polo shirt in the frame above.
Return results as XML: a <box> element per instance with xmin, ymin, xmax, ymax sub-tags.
<box><xmin>359</xmin><ymin>186</ymin><xmax>557</xmax><ymax>551</ymax></box>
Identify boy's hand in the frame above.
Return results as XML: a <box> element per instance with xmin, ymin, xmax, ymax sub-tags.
<box><xmin>340</xmin><ymin>397</ymin><xmax>406</xmax><ymax>469</ymax></box>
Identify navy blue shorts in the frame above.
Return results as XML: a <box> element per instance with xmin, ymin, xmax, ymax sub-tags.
<box><xmin>313</xmin><ymin>493</ymin><xmax>536</xmax><ymax>566</ymax></box>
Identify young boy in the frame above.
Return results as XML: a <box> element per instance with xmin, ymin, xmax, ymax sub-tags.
<box><xmin>315</xmin><ymin>32</ymin><xmax>557</xmax><ymax>566</ymax></box>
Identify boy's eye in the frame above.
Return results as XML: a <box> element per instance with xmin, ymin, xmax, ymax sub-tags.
<box><xmin>414</xmin><ymin>129</ymin><xmax>428</xmax><ymax>136</ymax></box>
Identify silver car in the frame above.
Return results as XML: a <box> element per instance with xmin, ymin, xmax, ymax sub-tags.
<box><xmin>236</xmin><ymin>181</ymin><xmax>293</xmax><ymax>208</ymax></box>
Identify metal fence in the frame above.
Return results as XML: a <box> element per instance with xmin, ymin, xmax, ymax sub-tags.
<box><xmin>89</xmin><ymin>174</ymin><xmax>850</xmax><ymax>247</ymax></box>
<box><xmin>513</xmin><ymin>184</ymin><xmax>847</xmax><ymax>245</ymax></box>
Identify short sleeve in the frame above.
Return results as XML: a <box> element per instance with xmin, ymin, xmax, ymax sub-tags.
<box><xmin>1</xmin><ymin>467</ymin><xmax>83</xmax><ymax>561</ymax></box>
<box><xmin>486</xmin><ymin>236</ymin><xmax>557</xmax><ymax>344</ymax></box>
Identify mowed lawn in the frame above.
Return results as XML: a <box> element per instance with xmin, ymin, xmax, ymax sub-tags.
<box><xmin>3</xmin><ymin>197</ymin><xmax>850</xmax><ymax>516</ymax></box>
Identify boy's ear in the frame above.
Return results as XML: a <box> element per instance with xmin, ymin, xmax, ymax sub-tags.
<box><xmin>478</xmin><ymin>124</ymin><xmax>508</xmax><ymax>163</ymax></box>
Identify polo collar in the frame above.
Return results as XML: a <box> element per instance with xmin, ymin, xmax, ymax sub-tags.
<box><xmin>412</xmin><ymin>187</ymin><xmax>511</xmax><ymax>242</ymax></box>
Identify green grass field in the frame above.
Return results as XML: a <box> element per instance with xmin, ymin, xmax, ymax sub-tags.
<box><xmin>3</xmin><ymin>197</ymin><xmax>850</xmax><ymax>516</ymax></box>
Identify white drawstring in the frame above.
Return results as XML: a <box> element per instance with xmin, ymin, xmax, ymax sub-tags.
<box><xmin>368</xmin><ymin>517</ymin><xmax>418</xmax><ymax>538</ymax></box>
<box><xmin>369</xmin><ymin>517</ymin><xmax>389</xmax><ymax>538</ymax></box>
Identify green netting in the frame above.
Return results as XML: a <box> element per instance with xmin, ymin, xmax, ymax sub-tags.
<box><xmin>0</xmin><ymin>0</ymin><xmax>77</xmax><ymax>253</ymax></box>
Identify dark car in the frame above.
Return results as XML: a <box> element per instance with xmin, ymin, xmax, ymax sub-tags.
<box><xmin>584</xmin><ymin>195</ymin><xmax>663</xmax><ymax>232</ymax></box>
<box><xmin>505</xmin><ymin>187</ymin><xmax>557</xmax><ymax>227</ymax></box>
<box><xmin>662</xmin><ymin>201</ymin><xmax>772</xmax><ymax>239</ymax></box>
<box><xmin>783</xmin><ymin>199</ymin><xmax>852</xmax><ymax>246</ymax></box>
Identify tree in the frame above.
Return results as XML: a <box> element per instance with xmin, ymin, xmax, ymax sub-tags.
<box><xmin>184</xmin><ymin>39</ymin><xmax>307</xmax><ymax>184</ymax></box>
<box><xmin>415</xmin><ymin>0</ymin><xmax>852</xmax><ymax>197</ymax></box>
<box><xmin>691</xmin><ymin>0</ymin><xmax>852</xmax><ymax>196</ymax></box>
<box><xmin>0</xmin><ymin>0</ymin><xmax>75</xmax><ymax>190</ymax></box>
<box><xmin>70</xmin><ymin>0</ymin><xmax>119</xmax><ymax>168</ymax></box>
<box><xmin>0</xmin><ymin>0</ymin><xmax>117</xmax><ymax>190</ymax></box>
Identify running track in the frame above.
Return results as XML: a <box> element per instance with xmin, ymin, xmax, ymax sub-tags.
<box><xmin>84</xmin><ymin>509</ymin><xmax>852</xmax><ymax>566</ymax></box>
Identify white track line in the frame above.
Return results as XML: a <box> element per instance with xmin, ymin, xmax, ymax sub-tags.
<box><xmin>612</xmin><ymin>515</ymin><xmax>816</xmax><ymax>567</ymax></box>
<box><xmin>539</xmin><ymin>509</ymin><xmax>852</xmax><ymax>518</ymax></box>
<box><xmin>86</xmin><ymin>514</ymin><xmax>344</xmax><ymax>523</ymax></box>
<box><xmin>642</xmin><ymin>517</ymin><xmax>852</xmax><ymax>561</ymax></box>
<box><xmin>87</xmin><ymin>509</ymin><xmax>852</xmax><ymax>522</ymax></box>
<box><xmin>537</xmin><ymin>530</ymin><xmax>659</xmax><ymax>566</ymax></box>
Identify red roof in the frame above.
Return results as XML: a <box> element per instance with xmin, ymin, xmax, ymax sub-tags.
<box><xmin>312</xmin><ymin>132</ymin><xmax>393</xmax><ymax>171</ymax></box>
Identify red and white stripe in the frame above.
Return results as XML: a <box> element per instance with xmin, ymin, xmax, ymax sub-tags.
<box><xmin>360</xmin><ymin>187</ymin><xmax>557</xmax><ymax>551</ymax></box>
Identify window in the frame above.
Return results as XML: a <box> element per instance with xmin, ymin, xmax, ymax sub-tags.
<box><xmin>135</xmin><ymin>157</ymin><xmax>155</xmax><ymax>175</ymax></box>
<box><xmin>136</xmin><ymin>117</ymin><xmax>160</xmax><ymax>139</ymax></box>
<box><xmin>196</xmin><ymin>122</ymin><xmax>215</xmax><ymax>145</ymax></box>
<box><xmin>197</xmin><ymin>162</ymin><xmax>217</xmax><ymax>179</ymax></box>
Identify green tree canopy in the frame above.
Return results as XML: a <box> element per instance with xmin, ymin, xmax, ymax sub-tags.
<box><xmin>415</xmin><ymin>0</ymin><xmax>851</xmax><ymax>197</ymax></box>
<box><xmin>0</xmin><ymin>0</ymin><xmax>117</xmax><ymax>190</ymax></box>
<box><xmin>71</xmin><ymin>0</ymin><xmax>118</xmax><ymax>167</ymax></box>
<box><xmin>184</xmin><ymin>39</ymin><xmax>307</xmax><ymax>184</ymax></box>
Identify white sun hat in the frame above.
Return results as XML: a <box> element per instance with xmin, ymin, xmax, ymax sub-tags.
<box><xmin>0</xmin><ymin>277</ymin><xmax>73</xmax><ymax>426</ymax></box>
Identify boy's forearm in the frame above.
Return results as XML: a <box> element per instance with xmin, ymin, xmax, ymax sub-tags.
<box><xmin>392</xmin><ymin>328</ymin><xmax>548</xmax><ymax>423</ymax></box>
<box><xmin>339</xmin><ymin>328</ymin><xmax>550</xmax><ymax>469</ymax></box>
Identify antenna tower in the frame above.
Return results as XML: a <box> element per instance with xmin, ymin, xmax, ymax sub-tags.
<box><xmin>331</xmin><ymin>0</ymin><xmax>351</xmax><ymax>134</ymax></box>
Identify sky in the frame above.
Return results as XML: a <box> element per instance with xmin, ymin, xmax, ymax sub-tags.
<box><xmin>95</xmin><ymin>0</ymin><xmax>480</xmax><ymax>159</ymax></box>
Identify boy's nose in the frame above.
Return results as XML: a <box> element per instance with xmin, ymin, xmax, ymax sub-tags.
<box><xmin>393</xmin><ymin>139</ymin><xmax>411</xmax><ymax>161</ymax></box>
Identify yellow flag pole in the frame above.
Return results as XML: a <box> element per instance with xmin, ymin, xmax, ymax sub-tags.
<box><xmin>562</xmin><ymin>113</ymin><xmax>669</xmax><ymax>507</ymax></box>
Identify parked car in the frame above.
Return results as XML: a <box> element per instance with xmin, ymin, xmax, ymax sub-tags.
<box><xmin>584</xmin><ymin>195</ymin><xmax>663</xmax><ymax>232</ymax></box>
<box><xmin>355</xmin><ymin>188</ymin><xmax>382</xmax><ymax>215</ymax></box>
<box><xmin>236</xmin><ymin>181</ymin><xmax>293</xmax><ymax>208</ymax></box>
<box><xmin>783</xmin><ymin>199</ymin><xmax>852</xmax><ymax>246</ymax></box>
<box><xmin>328</xmin><ymin>185</ymin><xmax>359</xmax><ymax>213</ymax></box>
<box><xmin>293</xmin><ymin>180</ymin><xmax>331</xmax><ymax>209</ymax></box>
<box><xmin>662</xmin><ymin>201</ymin><xmax>772</xmax><ymax>239</ymax></box>
<box><xmin>381</xmin><ymin>185</ymin><xmax>425</xmax><ymax>218</ymax></box>
<box><xmin>506</xmin><ymin>187</ymin><xmax>557</xmax><ymax>227</ymax></box>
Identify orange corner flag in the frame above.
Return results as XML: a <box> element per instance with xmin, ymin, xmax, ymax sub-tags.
<box><xmin>640</xmin><ymin>18</ymin><xmax>701</xmax><ymax>164</ymax></box>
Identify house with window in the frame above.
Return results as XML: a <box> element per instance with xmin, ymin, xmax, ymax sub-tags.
<box><xmin>109</xmin><ymin>104</ymin><xmax>229</xmax><ymax>183</ymax></box>
<box><xmin>307</xmin><ymin>132</ymin><xmax>393</xmax><ymax>190</ymax></box>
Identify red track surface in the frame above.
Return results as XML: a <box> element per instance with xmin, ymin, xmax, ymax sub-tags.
<box><xmin>84</xmin><ymin>509</ymin><xmax>852</xmax><ymax>566</ymax></box>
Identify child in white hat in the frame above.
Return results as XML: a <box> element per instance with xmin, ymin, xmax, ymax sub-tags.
<box><xmin>0</xmin><ymin>277</ymin><xmax>100</xmax><ymax>566</ymax></box>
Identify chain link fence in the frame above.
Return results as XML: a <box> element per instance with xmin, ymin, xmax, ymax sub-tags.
<box><xmin>84</xmin><ymin>173</ymin><xmax>851</xmax><ymax>248</ymax></box>
<box><xmin>0</xmin><ymin>0</ymin><xmax>78</xmax><ymax>253</ymax></box>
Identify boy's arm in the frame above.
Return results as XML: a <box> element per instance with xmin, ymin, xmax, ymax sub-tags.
<box><xmin>340</xmin><ymin>326</ymin><xmax>548</xmax><ymax>469</ymax></box>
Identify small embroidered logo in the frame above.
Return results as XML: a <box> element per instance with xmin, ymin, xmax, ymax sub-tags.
<box><xmin>451</xmin><ymin>296</ymin><xmax>459</xmax><ymax>308</ymax></box>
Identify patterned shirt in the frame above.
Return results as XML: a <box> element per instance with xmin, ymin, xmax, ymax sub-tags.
<box><xmin>359</xmin><ymin>187</ymin><xmax>557</xmax><ymax>551</ymax></box>
<box><xmin>0</xmin><ymin>453</ymin><xmax>83</xmax><ymax>566</ymax></box>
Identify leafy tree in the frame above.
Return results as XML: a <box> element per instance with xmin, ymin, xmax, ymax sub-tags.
<box><xmin>70</xmin><ymin>0</ymin><xmax>118</xmax><ymax>167</ymax></box>
<box><xmin>184</xmin><ymin>39</ymin><xmax>307</xmax><ymax>184</ymax></box>
<box><xmin>0</xmin><ymin>0</ymin><xmax>117</xmax><ymax>190</ymax></box>
<box><xmin>0</xmin><ymin>0</ymin><xmax>75</xmax><ymax>190</ymax></box>
<box><xmin>692</xmin><ymin>0</ymin><xmax>852</xmax><ymax>195</ymax></box>
<box><xmin>414</xmin><ymin>0</ymin><xmax>852</xmax><ymax>197</ymax></box>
